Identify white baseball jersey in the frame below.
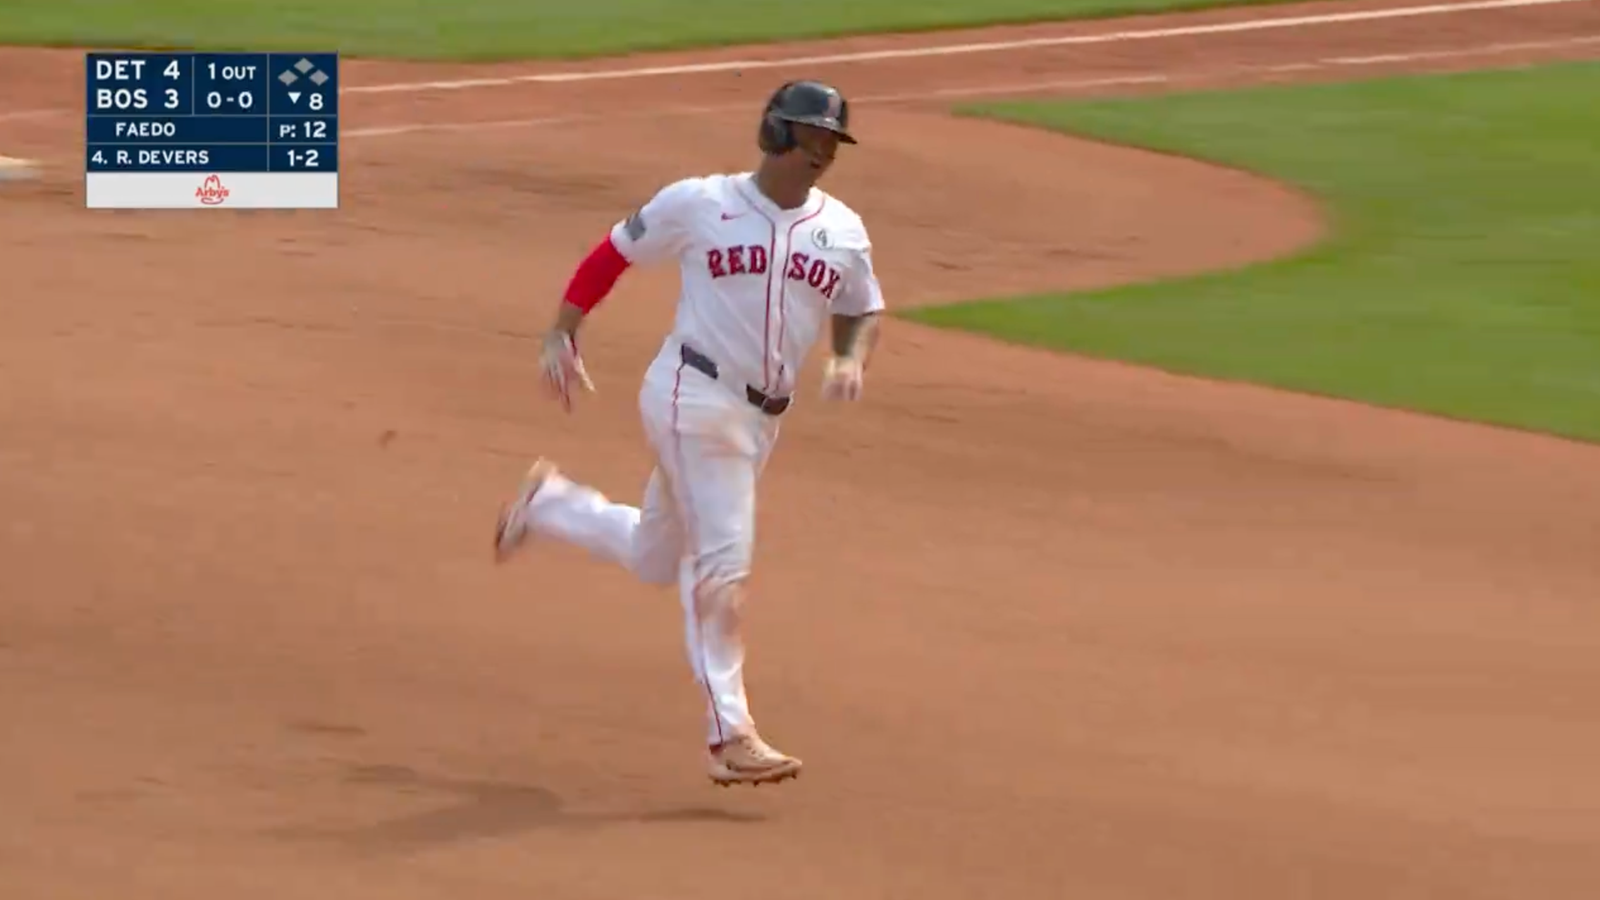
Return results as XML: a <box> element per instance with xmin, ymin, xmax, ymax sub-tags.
<box><xmin>609</xmin><ymin>172</ymin><xmax>884</xmax><ymax>398</ymax></box>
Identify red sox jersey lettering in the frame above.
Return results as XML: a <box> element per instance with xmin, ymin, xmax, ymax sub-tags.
<box><xmin>706</xmin><ymin>245</ymin><xmax>769</xmax><ymax>278</ymax></box>
<box><xmin>609</xmin><ymin>172</ymin><xmax>883</xmax><ymax>397</ymax></box>
<box><xmin>785</xmin><ymin>253</ymin><xmax>843</xmax><ymax>298</ymax></box>
<box><xmin>707</xmin><ymin>246</ymin><xmax>842</xmax><ymax>299</ymax></box>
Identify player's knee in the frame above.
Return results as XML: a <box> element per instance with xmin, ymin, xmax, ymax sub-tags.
<box><xmin>691</xmin><ymin>544</ymin><xmax>750</xmax><ymax>593</ymax></box>
<box><xmin>692</xmin><ymin>569</ymin><xmax>748</xmax><ymax>629</ymax></box>
<box><xmin>693</xmin><ymin>568</ymin><xmax>747</xmax><ymax>602</ymax></box>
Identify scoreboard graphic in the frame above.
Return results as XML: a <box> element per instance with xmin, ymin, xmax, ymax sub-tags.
<box><xmin>85</xmin><ymin>52</ymin><xmax>339</xmax><ymax>209</ymax></box>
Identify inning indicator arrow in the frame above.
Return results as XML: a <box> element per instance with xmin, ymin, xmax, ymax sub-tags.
<box><xmin>288</xmin><ymin>92</ymin><xmax>302</xmax><ymax>104</ymax></box>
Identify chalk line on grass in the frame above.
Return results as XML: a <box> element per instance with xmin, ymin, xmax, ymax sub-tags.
<box><xmin>344</xmin><ymin>0</ymin><xmax>1589</xmax><ymax>94</ymax></box>
<box><xmin>341</xmin><ymin>35</ymin><xmax>1600</xmax><ymax>140</ymax></box>
<box><xmin>0</xmin><ymin>1</ymin><xmax>1587</xmax><ymax>126</ymax></box>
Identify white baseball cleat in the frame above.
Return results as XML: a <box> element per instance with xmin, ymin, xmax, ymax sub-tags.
<box><xmin>707</xmin><ymin>733</ymin><xmax>802</xmax><ymax>786</ymax></box>
<box><xmin>493</xmin><ymin>458</ymin><xmax>558</xmax><ymax>563</ymax></box>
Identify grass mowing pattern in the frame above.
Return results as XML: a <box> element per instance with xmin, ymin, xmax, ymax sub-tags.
<box><xmin>1</xmin><ymin>0</ymin><xmax>1302</xmax><ymax>60</ymax></box>
<box><xmin>907</xmin><ymin>62</ymin><xmax>1600</xmax><ymax>442</ymax></box>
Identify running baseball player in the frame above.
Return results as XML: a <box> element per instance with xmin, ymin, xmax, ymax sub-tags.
<box><xmin>493</xmin><ymin>80</ymin><xmax>883</xmax><ymax>787</ymax></box>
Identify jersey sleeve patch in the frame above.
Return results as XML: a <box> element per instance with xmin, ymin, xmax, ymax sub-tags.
<box><xmin>610</xmin><ymin>177</ymin><xmax>703</xmax><ymax>264</ymax></box>
<box><xmin>623</xmin><ymin>209</ymin><xmax>648</xmax><ymax>242</ymax></box>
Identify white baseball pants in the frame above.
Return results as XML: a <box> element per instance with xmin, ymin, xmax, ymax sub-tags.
<box><xmin>524</xmin><ymin>340</ymin><xmax>780</xmax><ymax>746</ymax></box>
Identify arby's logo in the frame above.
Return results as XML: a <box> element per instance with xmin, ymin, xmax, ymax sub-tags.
<box><xmin>195</xmin><ymin>174</ymin><xmax>229</xmax><ymax>206</ymax></box>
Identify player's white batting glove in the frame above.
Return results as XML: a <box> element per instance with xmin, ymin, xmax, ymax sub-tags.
<box><xmin>540</xmin><ymin>330</ymin><xmax>595</xmax><ymax>412</ymax></box>
<box><xmin>820</xmin><ymin>356</ymin><xmax>865</xmax><ymax>402</ymax></box>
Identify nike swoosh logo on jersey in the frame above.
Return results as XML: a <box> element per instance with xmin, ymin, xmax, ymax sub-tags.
<box><xmin>720</xmin><ymin>211</ymin><xmax>745</xmax><ymax>220</ymax></box>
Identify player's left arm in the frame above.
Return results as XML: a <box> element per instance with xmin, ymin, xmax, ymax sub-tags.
<box><xmin>830</xmin><ymin>310</ymin><xmax>880</xmax><ymax>367</ymax></box>
<box><xmin>821</xmin><ymin>238</ymin><xmax>886</xmax><ymax>401</ymax></box>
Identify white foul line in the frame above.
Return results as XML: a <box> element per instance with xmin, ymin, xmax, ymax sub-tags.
<box><xmin>341</xmin><ymin>35</ymin><xmax>1600</xmax><ymax>139</ymax></box>
<box><xmin>341</xmin><ymin>76</ymin><xmax>1169</xmax><ymax>138</ymax></box>
<box><xmin>345</xmin><ymin>0</ymin><xmax>1589</xmax><ymax>94</ymax></box>
<box><xmin>0</xmin><ymin>109</ymin><xmax>62</xmax><ymax>123</ymax></box>
<box><xmin>0</xmin><ymin>0</ymin><xmax>1587</xmax><ymax>124</ymax></box>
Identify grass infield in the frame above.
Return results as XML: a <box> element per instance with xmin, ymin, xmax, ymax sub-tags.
<box><xmin>907</xmin><ymin>62</ymin><xmax>1600</xmax><ymax>442</ymax></box>
<box><xmin>1</xmin><ymin>0</ymin><xmax>1301</xmax><ymax>60</ymax></box>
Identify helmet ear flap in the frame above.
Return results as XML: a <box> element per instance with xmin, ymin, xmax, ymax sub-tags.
<box><xmin>758</xmin><ymin>113</ymin><xmax>795</xmax><ymax>155</ymax></box>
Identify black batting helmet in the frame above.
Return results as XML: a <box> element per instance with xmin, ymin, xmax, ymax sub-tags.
<box><xmin>757</xmin><ymin>80</ymin><xmax>857</xmax><ymax>154</ymax></box>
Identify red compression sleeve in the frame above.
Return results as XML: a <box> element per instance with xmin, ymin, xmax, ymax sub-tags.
<box><xmin>563</xmin><ymin>235</ymin><xmax>631</xmax><ymax>313</ymax></box>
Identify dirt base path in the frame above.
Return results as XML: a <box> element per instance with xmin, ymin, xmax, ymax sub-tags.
<box><xmin>3</xmin><ymin>2</ymin><xmax>1600</xmax><ymax>898</ymax></box>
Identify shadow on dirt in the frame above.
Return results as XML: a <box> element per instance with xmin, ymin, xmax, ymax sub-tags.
<box><xmin>266</xmin><ymin>762</ymin><xmax>764</xmax><ymax>854</ymax></box>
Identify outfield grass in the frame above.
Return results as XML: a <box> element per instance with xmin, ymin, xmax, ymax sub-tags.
<box><xmin>0</xmin><ymin>0</ymin><xmax>1301</xmax><ymax>60</ymax></box>
<box><xmin>908</xmin><ymin>61</ymin><xmax>1600</xmax><ymax>443</ymax></box>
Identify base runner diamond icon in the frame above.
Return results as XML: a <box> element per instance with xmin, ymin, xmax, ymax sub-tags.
<box><xmin>195</xmin><ymin>174</ymin><xmax>229</xmax><ymax>206</ymax></box>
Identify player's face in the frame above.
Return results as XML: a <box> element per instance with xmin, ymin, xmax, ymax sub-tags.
<box><xmin>790</xmin><ymin>123</ymin><xmax>842</xmax><ymax>179</ymax></box>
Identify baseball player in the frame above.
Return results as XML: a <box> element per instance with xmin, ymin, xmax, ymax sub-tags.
<box><xmin>493</xmin><ymin>80</ymin><xmax>883</xmax><ymax>787</ymax></box>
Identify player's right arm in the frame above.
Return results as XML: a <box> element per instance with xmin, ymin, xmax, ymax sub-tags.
<box><xmin>539</xmin><ymin>177</ymin><xmax>701</xmax><ymax>409</ymax></box>
<box><xmin>548</xmin><ymin>176</ymin><xmax>699</xmax><ymax>330</ymax></box>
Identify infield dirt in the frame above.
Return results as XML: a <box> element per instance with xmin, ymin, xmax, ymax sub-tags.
<box><xmin>3</xmin><ymin>1</ymin><xmax>1599</xmax><ymax>898</ymax></box>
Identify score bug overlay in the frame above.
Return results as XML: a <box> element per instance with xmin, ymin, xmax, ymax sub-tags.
<box><xmin>85</xmin><ymin>51</ymin><xmax>339</xmax><ymax>209</ymax></box>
